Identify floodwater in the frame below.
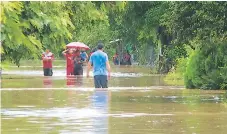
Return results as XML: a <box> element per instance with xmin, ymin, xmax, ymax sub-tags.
<box><xmin>1</xmin><ymin>65</ymin><xmax>227</xmax><ymax>134</ymax></box>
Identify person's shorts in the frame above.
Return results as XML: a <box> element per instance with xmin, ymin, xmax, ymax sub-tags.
<box><xmin>94</xmin><ymin>75</ymin><xmax>108</xmax><ymax>88</ymax></box>
<box><xmin>43</xmin><ymin>68</ymin><xmax>53</xmax><ymax>76</ymax></box>
<box><xmin>74</xmin><ymin>67</ymin><xmax>83</xmax><ymax>75</ymax></box>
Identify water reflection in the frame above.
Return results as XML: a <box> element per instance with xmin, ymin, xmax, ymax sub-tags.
<box><xmin>75</xmin><ymin>76</ymin><xmax>83</xmax><ymax>87</ymax></box>
<box><xmin>2</xmin><ymin>64</ymin><xmax>227</xmax><ymax>134</ymax></box>
<box><xmin>91</xmin><ymin>90</ymin><xmax>110</xmax><ymax>134</ymax></box>
<box><xmin>1</xmin><ymin>89</ymin><xmax>227</xmax><ymax>134</ymax></box>
<box><xmin>43</xmin><ymin>76</ymin><xmax>53</xmax><ymax>88</ymax></box>
<box><xmin>1</xmin><ymin>90</ymin><xmax>110</xmax><ymax>133</ymax></box>
<box><xmin>66</xmin><ymin>76</ymin><xmax>76</xmax><ymax>87</ymax></box>
<box><xmin>66</xmin><ymin>76</ymin><xmax>84</xmax><ymax>87</ymax></box>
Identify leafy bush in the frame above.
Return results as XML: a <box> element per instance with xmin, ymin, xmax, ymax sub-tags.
<box><xmin>185</xmin><ymin>40</ymin><xmax>227</xmax><ymax>90</ymax></box>
<box><xmin>164</xmin><ymin>57</ymin><xmax>187</xmax><ymax>86</ymax></box>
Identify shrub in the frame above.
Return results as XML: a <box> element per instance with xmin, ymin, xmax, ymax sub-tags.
<box><xmin>185</xmin><ymin>40</ymin><xmax>227</xmax><ymax>90</ymax></box>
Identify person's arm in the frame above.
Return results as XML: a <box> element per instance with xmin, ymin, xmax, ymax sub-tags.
<box><xmin>62</xmin><ymin>50</ymin><xmax>67</xmax><ymax>56</ymax></box>
<box><xmin>81</xmin><ymin>59</ymin><xmax>86</xmax><ymax>64</ymax></box>
<box><xmin>87</xmin><ymin>61</ymin><xmax>92</xmax><ymax>77</ymax></box>
<box><xmin>86</xmin><ymin>56</ymin><xmax>93</xmax><ymax>77</ymax></box>
<box><xmin>106</xmin><ymin>61</ymin><xmax>111</xmax><ymax>78</ymax></box>
<box><xmin>105</xmin><ymin>54</ymin><xmax>111</xmax><ymax>78</ymax></box>
<box><xmin>42</xmin><ymin>54</ymin><xmax>47</xmax><ymax>61</ymax></box>
<box><xmin>50</xmin><ymin>53</ymin><xmax>54</xmax><ymax>61</ymax></box>
<box><xmin>85</xmin><ymin>53</ymin><xmax>88</xmax><ymax>61</ymax></box>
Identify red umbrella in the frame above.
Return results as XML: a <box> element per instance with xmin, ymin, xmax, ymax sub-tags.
<box><xmin>66</xmin><ymin>42</ymin><xmax>90</xmax><ymax>50</ymax></box>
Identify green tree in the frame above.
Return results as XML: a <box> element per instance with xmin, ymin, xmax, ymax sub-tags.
<box><xmin>1</xmin><ymin>2</ymin><xmax>42</xmax><ymax>66</ymax></box>
<box><xmin>163</xmin><ymin>1</ymin><xmax>227</xmax><ymax>89</ymax></box>
<box><xmin>1</xmin><ymin>1</ymin><xmax>111</xmax><ymax>66</ymax></box>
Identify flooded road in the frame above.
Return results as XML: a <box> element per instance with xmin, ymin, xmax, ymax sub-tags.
<box><xmin>1</xmin><ymin>65</ymin><xmax>227</xmax><ymax>134</ymax></box>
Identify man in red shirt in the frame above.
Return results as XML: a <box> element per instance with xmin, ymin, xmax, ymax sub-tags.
<box><xmin>42</xmin><ymin>49</ymin><xmax>54</xmax><ymax>76</ymax></box>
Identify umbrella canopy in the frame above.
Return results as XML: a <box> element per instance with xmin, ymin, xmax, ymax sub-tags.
<box><xmin>66</xmin><ymin>42</ymin><xmax>90</xmax><ymax>50</ymax></box>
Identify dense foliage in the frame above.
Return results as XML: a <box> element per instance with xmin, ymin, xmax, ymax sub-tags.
<box><xmin>1</xmin><ymin>1</ymin><xmax>227</xmax><ymax>89</ymax></box>
<box><xmin>163</xmin><ymin>2</ymin><xmax>227</xmax><ymax>89</ymax></box>
<box><xmin>1</xmin><ymin>1</ymin><xmax>112</xmax><ymax>66</ymax></box>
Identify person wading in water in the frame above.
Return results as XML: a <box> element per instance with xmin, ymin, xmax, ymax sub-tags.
<box><xmin>42</xmin><ymin>49</ymin><xmax>54</xmax><ymax>76</ymax></box>
<box><xmin>73</xmin><ymin>50</ymin><xmax>84</xmax><ymax>76</ymax></box>
<box><xmin>80</xmin><ymin>50</ymin><xmax>88</xmax><ymax>62</ymax></box>
<box><xmin>86</xmin><ymin>43</ymin><xmax>111</xmax><ymax>88</ymax></box>
<box><xmin>62</xmin><ymin>49</ymin><xmax>77</xmax><ymax>76</ymax></box>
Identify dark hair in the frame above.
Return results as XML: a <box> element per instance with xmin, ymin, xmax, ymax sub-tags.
<box><xmin>75</xmin><ymin>49</ymin><xmax>80</xmax><ymax>53</ymax></box>
<box><xmin>97</xmin><ymin>43</ymin><xmax>104</xmax><ymax>50</ymax></box>
<box><xmin>92</xmin><ymin>48</ymin><xmax>97</xmax><ymax>52</ymax></box>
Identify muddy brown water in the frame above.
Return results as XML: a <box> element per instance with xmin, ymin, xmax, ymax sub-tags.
<box><xmin>1</xmin><ymin>65</ymin><xmax>227</xmax><ymax>134</ymax></box>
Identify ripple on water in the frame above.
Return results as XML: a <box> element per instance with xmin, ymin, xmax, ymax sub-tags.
<box><xmin>1</xmin><ymin>107</ymin><xmax>174</xmax><ymax>119</ymax></box>
<box><xmin>0</xmin><ymin>86</ymin><xmax>185</xmax><ymax>91</ymax></box>
<box><xmin>17</xmin><ymin>105</ymin><xmax>36</xmax><ymax>108</ymax></box>
<box><xmin>2</xmin><ymin>70</ymin><xmax>156</xmax><ymax>78</ymax></box>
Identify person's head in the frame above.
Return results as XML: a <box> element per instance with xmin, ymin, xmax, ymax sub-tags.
<box><xmin>97</xmin><ymin>43</ymin><xmax>104</xmax><ymax>50</ymax></box>
<box><xmin>68</xmin><ymin>49</ymin><xmax>73</xmax><ymax>54</ymax></box>
<box><xmin>81</xmin><ymin>49</ymin><xmax>85</xmax><ymax>52</ymax></box>
<box><xmin>45</xmin><ymin>49</ymin><xmax>50</xmax><ymax>53</ymax></box>
<box><xmin>75</xmin><ymin>50</ymin><xmax>80</xmax><ymax>55</ymax></box>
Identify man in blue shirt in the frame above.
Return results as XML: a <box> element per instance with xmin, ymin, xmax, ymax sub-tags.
<box><xmin>87</xmin><ymin>43</ymin><xmax>111</xmax><ymax>88</ymax></box>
